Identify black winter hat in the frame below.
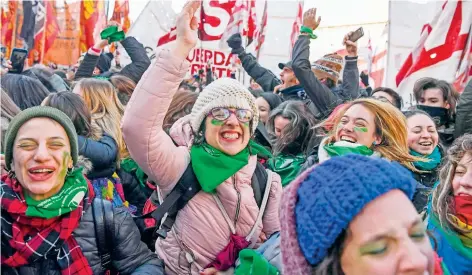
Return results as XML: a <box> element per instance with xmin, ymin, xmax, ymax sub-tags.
<box><xmin>97</xmin><ymin>54</ymin><xmax>112</xmax><ymax>73</ymax></box>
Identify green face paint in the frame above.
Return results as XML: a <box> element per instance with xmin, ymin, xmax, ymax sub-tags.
<box><xmin>242</xmin><ymin>121</ymin><xmax>249</xmax><ymax>127</ymax></box>
<box><xmin>59</xmin><ymin>151</ymin><xmax>71</xmax><ymax>179</ymax></box>
<box><xmin>211</xmin><ymin>119</ymin><xmax>225</xmax><ymax>126</ymax></box>
<box><xmin>354</xmin><ymin>127</ymin><xmax>368</xmax><ymax>133</ymax></box>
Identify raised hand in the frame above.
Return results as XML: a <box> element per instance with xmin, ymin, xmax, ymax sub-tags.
<box><xmin>173</xmin><ymin>0</ymin><xmax>201</xmax><ymax>59</ymax></box>
<box><xmin>343</xmin><ymin>32</ymin><xmax>358</xmax><ymax>57</ymax></box>
<box><xmin>303</xmin><ymin>8</ymin><xmax>321</xmax><ymax>31</ymax></box>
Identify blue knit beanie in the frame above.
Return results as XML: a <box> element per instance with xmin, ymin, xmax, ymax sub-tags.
<box><xmin>295</xmin><ymin>154</ymin><xmax>416</xmax><ymax>266</ymax></box>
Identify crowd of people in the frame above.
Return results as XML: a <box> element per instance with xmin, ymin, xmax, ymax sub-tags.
<box><xmin>1</xmin><ymin>1</ymin><xmax>472</xmax><ymax>274</ymax></box>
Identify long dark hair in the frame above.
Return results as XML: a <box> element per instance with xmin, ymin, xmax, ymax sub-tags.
<box><xmin>42</xmin><ymin>92</ymin><xmax>95</xmax><ymax>138</ymax></box>
<box><xmin>1</xmin><ymin>74</ymin><xmax>50</xmax><ymax>110</ymax></box>
<box><xmin>267</xmin><ymin>100</ymin><xmax>319</xmax><ymax>156</ymax></box>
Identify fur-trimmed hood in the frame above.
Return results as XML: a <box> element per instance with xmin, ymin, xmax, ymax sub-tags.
<box><xmin>77</xmin><ymin>155</ymin><xmax>93</xmax><ymax>175</ymax></box>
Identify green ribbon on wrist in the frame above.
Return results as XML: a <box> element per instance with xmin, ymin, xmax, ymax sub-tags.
<box><xmin>100</xmin><ymin>26</ymin><xmax>125</xmax><ymax>43</ymax></box>
<box><xmin>300</xmin><ymin>26</ymin><xmax>317</xmax><ymax>39</ymax></box>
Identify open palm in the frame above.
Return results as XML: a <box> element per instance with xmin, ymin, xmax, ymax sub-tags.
<box><xmin>176</xmin><ymin>0</ymin><xmax>200</xmax><ymax>51</ymax></box>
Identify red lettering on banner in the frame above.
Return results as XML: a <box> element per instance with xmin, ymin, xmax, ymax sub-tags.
<box><xmin>204</xmin><ymin>50</ymin><xmax>213</xmax><ymax>63</ymax></box>
<box><xmin>188</xmin><ymin>48</ymin><xmax>234</xmax><ymax>78</ymax></box>
<box><xmin>214</xmin><ymin>51</ymin><xmax>225</xmax><ymax>66</ymax></box>
<box><xmin>199</xmin><ymin>0</ymin><xmax>236</xmax><ymax>41</ymax></box>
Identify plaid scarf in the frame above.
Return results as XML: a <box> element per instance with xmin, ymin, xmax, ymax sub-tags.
<box><xmin>1</xmin><ymin>173</ymin><xmax>94</xmax><ymax>275</ymax></box>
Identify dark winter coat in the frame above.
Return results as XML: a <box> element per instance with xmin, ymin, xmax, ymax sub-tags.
<box><xmin>118</xmin><ymin>169</ymin><xmax>153</xmax><ymax>215</ymax></box>
<box><xmin>1</xmin><ymin>204</ymin><xmax>164</xmax><ymax>275</ymax></box>
<box><xmin>78</xmin><ymin>134</ymin><xmax>118</xmax><ymax>179</ymax></box>
<box><xmin>411</xmin><ymin>169</ymin><xmax>439</xmax><ymax>213</ymax></box>
<box><xmin>237</xmin><ymin>36</ymin><xmax>359</xmax><ymax>120</ymax></box>
<box><xmin>74</xmin><ymin>37</ymin><xmax>151</xmax><ymax>84</ymax></box>
<box><xmin>454</xmin><ymin>79</ymin><xmax>472</xmax><ymax>139</ymax></box>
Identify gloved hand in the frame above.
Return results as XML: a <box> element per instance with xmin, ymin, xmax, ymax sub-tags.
<box><xmin>227</xmin><ymin>33</ymin><xmax>245</xmax><ymax>55</ymax></box>
<box><xmin>360</xmin><ymin>71</ymin><xmax>369</xmax><ymax>87</ymax></box>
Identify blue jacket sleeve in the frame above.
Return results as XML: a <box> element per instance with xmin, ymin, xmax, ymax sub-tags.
<box><xmin>78</xmin><ymin>134</ymin><xmax>118</xmax><ymax>169</ymax></box>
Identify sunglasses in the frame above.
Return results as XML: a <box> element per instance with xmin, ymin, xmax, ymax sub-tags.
<box><xmin>209</xmin><ymin>107</ymin><xmax>253</xmax><ymax>123</ymax></box>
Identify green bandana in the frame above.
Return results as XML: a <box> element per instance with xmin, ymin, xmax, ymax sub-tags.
<box><xmin>121</xmin><ymin>158</ymin><xmax>148</xmax><ymax>188</ymax></box>
<box><xmin>190</xmin><ymin>140</ymin><xmax>263</xmax><ymax>193</ymax></box>
<box><xmin>25</xmin><ymin>168</ymin><xmax>88</xmax><ymax>219</ymax></box>
<box><xmin>235</xmin><ymin>249</ymin><xmax>280</xmax><ymax>275</ymax></box>
<box><xmin>268</xmin><ymin>154</ymin><xmax>306</xmax><ymax>187</ymax></box>
<box><xmin>410</xmin><ymin>146</ymin><xmax>442</xmax><ymax>171</ymax></box>
<box><xmin>324</xmin><ymin>141</ymin><xmax>374</xmax><ymax>157</ymax></box>
<box><xmin>100</xmin><ymin>26</ymin><xmax>125</xmax><ymax>43</ymax></box>
<box><xmin>300</xmin><ymin>26</ymin><xmax>318</xmax><ymax>39</ymax></box>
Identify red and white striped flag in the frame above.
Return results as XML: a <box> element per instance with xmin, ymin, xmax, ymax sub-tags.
<box><xmin>219</xmin><ymin>0</ymin><xmax>250</xmax><ymax>49</ymax></box>
<box><xmin>254</xmin><ymin>0</ymin><xmax>268</xmax><ymax>60</ymax></box>
<box><xmin>369</xmin><ymin>24</ymin><xmax>388</xmax><ymax>88</ymax></box>
<box><xmin>290</xmin><ymin>0</ymin><xmax>304</xmax><ymax>57</ymax></box>
<box><xmin>396</xmin><ymin>0</ymin><xmax>472</xmax><ymax>95</ymax></box>
<box><xmin>157</xmin><ymin>26</ymin><xmax>177</xmax><ymax>47</ymax></box>
<box><xmin>245</xmin><ymin>0</ymin><xmax>258</xmax><ymax>45</ymax></box>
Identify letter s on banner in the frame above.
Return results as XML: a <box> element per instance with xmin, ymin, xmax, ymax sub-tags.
<box><xmin>200</xmin><ymin>0</ymin><xmax>235</xmax><ymax>41</ymax></box>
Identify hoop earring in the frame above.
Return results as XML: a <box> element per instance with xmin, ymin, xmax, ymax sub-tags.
<box><xmin>66</xmin><ymin>167</ymin><xmax>74</xmax><ymax>176</ymax></box>
<box><xmin>7</xmin><ymin>170</ymin><xmax>16</xmax><ymax>179</ymax></box>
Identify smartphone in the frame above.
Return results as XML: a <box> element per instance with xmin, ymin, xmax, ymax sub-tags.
<box><xmin>9</xmin><ymin>48</ymin><xmax>28</xmax><ymax>74</ymax></box>
<box><xmin>349</xmin><ymin>27</ymin><xmax>364</xmax><ymax>43</ymax></box>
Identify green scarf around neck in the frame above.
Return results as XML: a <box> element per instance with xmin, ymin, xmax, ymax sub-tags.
<box><xmin>324</xmin><ymin>141</ymin><xmax>374</xmax><ymax>157</ymax></box>
<box><xmin>24</xmin><ymin>168</ymin><xmax>88</xmax><ymax>219</ymax></box>
<box><xmin>268</xmin><ymin>154</ymin><xmax>305</xmax><ymax>187</ymax></box>
<box><xmin>190</xmin><ymin>140</ymin><xmax>265</xmax><ymax>193</ymax></box>
<box><xmin>410</xmin><ymin>146</ymin><xmax>442</xmax><ymax>171</ymax></box>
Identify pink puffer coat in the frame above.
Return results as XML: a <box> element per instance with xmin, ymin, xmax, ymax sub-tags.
<box><xmin>122</xmin><ymin>49</ymin><xmax>282</xmax><ymax>275</ymax></box>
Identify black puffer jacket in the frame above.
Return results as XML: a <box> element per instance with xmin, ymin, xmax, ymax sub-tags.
<box><xmin>74</xmin><ymin>36</ymin><xmax>151</xmax><ymax>84</ymax></box>
<box><xmin>118</xmin><ymin>169</ymin><xmax>153</xmax><ymax>215</ymax></box>
<box><xmin>2</xmin><ymin>203</ymin><xmax>164</xmax><ymax>275</ymax></box>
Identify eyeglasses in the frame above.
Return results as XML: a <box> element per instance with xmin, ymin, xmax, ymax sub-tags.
<box><xmin>209</xmin><ymin>107</ymin><xmax>253</xmax><ymax>123</ymax></box>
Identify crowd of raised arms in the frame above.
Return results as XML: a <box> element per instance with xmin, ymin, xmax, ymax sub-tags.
<box><xmin>1</xmin><ymin>1</ymin><xmax>472</xmax><ymax>275</ymax></box>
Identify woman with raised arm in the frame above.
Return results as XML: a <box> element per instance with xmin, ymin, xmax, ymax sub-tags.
<box><xmin>122</xmin><ymin>1</ymin><xmax>282</xmax><ymax>274</ymax></box>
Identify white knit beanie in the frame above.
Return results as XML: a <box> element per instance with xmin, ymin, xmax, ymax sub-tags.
<box><xmin>190</xmin><ymin>78</ymin><xmax>259</xmax><ymax>135</ymax></box>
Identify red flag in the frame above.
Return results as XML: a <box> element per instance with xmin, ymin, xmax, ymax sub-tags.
<box><xmin>44</xmin><ymin>2</ymin><xmax>60</xmax><ymax>55</ymax></box>
<box><xmin>1</xmin><ymin>1</ymin><xmax>18</xmax><ymax>59</ymax></box>
<box><xmin>290</xmin><ymin>1</ymin><xmax>304</xmax><ymax>56</ymax></box>
<box><xmin>157</xmin><ymin>26</ymin><xmax>177</xmax><ymax>47</ymax></box>
<box><xmin>254</xmin><ymin>0</ymin><xmax>268</xmax><ymax>60</ymax></box>
<box><xmin>111</xmin><ymin>0</ymin><xmax>131</xmax><ymax>33</ymax></box>
<box><xmin>396</xmin><ymin>0</ymin><xmax>472</xmax><ymax>94</ymax></box>
<box><xmin>80</xmin><ymin>0</ymin><xmax>100</xmax><ymax>52</ymax></box>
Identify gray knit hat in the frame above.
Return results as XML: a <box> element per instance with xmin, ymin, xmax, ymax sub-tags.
<box><xmin>4</xmin><ymin>106</ymin><xmax>78</xmax><ymax>171</ymax></box>
<box><xmin>190</xmin><ymin>78</ymin><xmax>259</xmax><ymax>134</ymax></box>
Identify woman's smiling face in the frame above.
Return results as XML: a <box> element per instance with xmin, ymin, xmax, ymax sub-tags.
<box><xmin>335</xmin><ymin>104</ymin><xmax>381</xmax><ymax>147</ymax></box>
<box><xmin>12</xmin><ymin>117</ymin><xmax>72</xmax><ymax>200</ymax></box>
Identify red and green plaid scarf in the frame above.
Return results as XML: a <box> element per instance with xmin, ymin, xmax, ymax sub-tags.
<box><xmin>1</xmin><ymin>174</ymin><xmax>94</xmax><ymax>275</ymax></box>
